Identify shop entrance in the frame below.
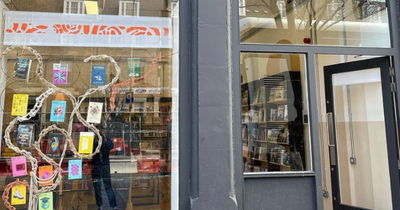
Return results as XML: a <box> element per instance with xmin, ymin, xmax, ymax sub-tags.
<box><xmin>324</xmin><ymin>57</ymin><xmax>399</xmax><ymax>210</ymax></box>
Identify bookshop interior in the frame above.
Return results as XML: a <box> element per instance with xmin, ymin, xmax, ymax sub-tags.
<box><xmin>0</xmin><ymin>0</ymin><xmax>179</xmax><ymax>210</ymax></box>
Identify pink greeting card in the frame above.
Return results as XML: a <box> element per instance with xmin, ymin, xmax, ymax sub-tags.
<box><xmin>11</xmin><ymin>156</ymin><xmax>27</xmax><ymax>177</ymax></box>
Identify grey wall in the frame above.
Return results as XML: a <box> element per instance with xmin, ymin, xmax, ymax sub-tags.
<box><xmin>244</xmin><ymin>177</ymin><xmax>317</xmax><ymax>210</ymax></box>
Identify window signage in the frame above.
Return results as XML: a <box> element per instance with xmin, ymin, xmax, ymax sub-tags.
<box><xmin>4</xmin><ymin>11</ymin><xmax>172</xmax><ymax>48</ymax></box>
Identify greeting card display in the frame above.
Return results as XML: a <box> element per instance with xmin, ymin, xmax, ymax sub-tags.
<box><xmin>38</xmin><ymin>165</ymin><xmax>53</xmax><ymax>187</ymax></box>
<box><xmin>49</xmin><ymin>100</ymin><xmax>66</xmax><ymax>122</ymax></box>
<box><xmin>78</xmin><ymin>132</ymin><xmax>94</xmax><ymax>154</ymax></box>
<box><xmin>91</xmin><ymin>65</ymin><xmax>106</xmax><ymax>86</ymax></box>
<box><xmin>13</xmin><ymin>57</ymin><xmax>32</xmax><ymax>80</ymax></box>
<box><xmin>11</xmin><ymin>156</ymin><xmax>27</xmax><ymax>177</ymax></box>
<box><xmin>52</xmin><ymin>63</ymin><xmax>68</xmax><ymax>85</ymax></box>
<box><xmin>11</xmin><ymin>94</ymin><xmax>29</xmax><ymax>116</ymax></box>
<box><xmin>11</xmin><ymin>184</ymin><xmax>26</xmax><ymax>205</ymax></box>
<box><xmin>86</xmin><ymin>102</ymin><xmax>103</xmax><ymax>124</ymax></box>
<box><xmin>68</xmin><ymin>159</ymin><xmax>82</xmax><ymax>180</ymax></box>
<box><xmin>38</xmin><ymin>192</ymin><xmax>53</xmax><ymax>210</ymax></box>
<box><xmin>16</xmin><ymin>124</ymin><xmax>35</xmax><ymax>147</ymax></box>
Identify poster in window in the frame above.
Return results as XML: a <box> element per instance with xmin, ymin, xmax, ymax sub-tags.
<box><xmin>86</xmin><ymin>102</ymin><xmax>103</xmax><ymax>124</ymax></box>
<box><xmin>11</xmin><ymin>155</ymin><xmax>27</xmax><ymax>177</ymax></box>
<box><xmin>16</xmin><ymin>124</ymin><xmax>35</xmax><ymax>147</ymax></box>
<box><xmin>13</xmin><ymin>57</ymin><xmax>32</xmax><ymax>81</ymax></box>
<box><xmin>49</xmin><ymin>100</ymin><xmax>66</xmax><ymax>122</ymax></box>
<box><xmin>38</xmin><ymin>165</ymin><xmax>53</xmax><ymax>187</ymax></box>
<box><xmin>52</xmin><ymin>63</ymin><xmax>68</xmax><ymax>85</ymax></box>
<box><xmin>38</xmin><ymin>192</ymin><xmax>53</xmax><ymax>210</ymax></box>
<box><xmin>79</xmin><ymin>132</ymin><xmax>94</xmax><ymax>154</ymax></box>
<box><xmin>11</xmin><ymin>184</ymin><xmax>26</xmax><ymax>205</ymax></box>
<box><xmin>68</xmin><ymin>159</ymin><xmax>82</xmax><ymax>180</ymax></box>
<box><xmin>11</xmin><ymin>94</ymin><xmax>29</xmax><ymax>116</ymax></box>
<box><xmin>91</xmin><ymin>65</ymin><xmax>106</xmax><ymax>86</ymax></box>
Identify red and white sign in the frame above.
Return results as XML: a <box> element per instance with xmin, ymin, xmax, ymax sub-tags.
<box><xmin>4</xmin><ymin>11</ymin><xmax>172</xmax><ymax>48</ymax></box>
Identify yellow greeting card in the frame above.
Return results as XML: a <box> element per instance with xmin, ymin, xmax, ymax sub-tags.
<box><xmin>79</xmin><ymin>132</ymin><xmax>94</xmax><ymax>154</ymax></box>
<box><xmin>11</xmin><ymin>94</ymin><xmax>29</xmax><ymax>116</ymax></box>
<box><xmin>11</xmin><ymin>184</ymin><xmax>26</xmax><ymax>205</ymax></box>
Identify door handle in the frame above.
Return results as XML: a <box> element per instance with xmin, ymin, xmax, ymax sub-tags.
<box><xmin>326</xmin><ymin>112</ymin><xmax>337</xmax><ymax>166</ymax></box>
<box><xmin>327</xmin><ymin>113</ymin><xmax>335</xmax><ymax>147</ymax></box>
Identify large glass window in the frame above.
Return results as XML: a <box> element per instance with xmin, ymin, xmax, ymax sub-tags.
<box><xmin>239</xmin><ymin>0</ymin><xmax>390</xmax><ymax>47</ymax></box>
<box><xmin>241</xmin><ymin>53</ymin><xmax>311</xmax><ymax>173</ymax></box>
<box><xmin>0</xmin><ymin>1</ymin><xmax>179</xmax><ymax>210</ymax></box>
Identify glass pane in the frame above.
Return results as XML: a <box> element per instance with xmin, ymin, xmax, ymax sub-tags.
<box><xmin>241</xmin><ymin>53</ymin><xmax>311</xmax><ymax>173</ymax></box>
<box><xmin>332</xmin><ymin>68</ymin><xmax>392</xmax><ymax>209</ymax></box>
<box><xmin>240</xmin><ymin>0</ymin><xmax>390</xmax><ymax>47</ymax></box>
<box><xmin>0</xmin><ymin>1</ymin><xmax>179</xmax><ymax>210</ymax></box>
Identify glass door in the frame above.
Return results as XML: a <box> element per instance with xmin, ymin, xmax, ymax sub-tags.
<box><xmin>324</xmin><ymin>57</ymin><xmax>400</xmax><ymax>210</ymax></box>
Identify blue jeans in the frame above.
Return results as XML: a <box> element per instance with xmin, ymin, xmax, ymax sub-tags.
<box><xmin>92</xmin><ymin>166</ymin><xmax>116</xmax><ymax>208</ymax></box>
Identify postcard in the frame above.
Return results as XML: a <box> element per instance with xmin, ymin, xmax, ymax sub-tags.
<box><xmin>11</xmin><ymin>94</ymin><xmax>29</xmax><ymax>116</ymax></box>
<box><xmin>38</xmin><ymin>192</ymin><xmax>53</xmax><ymax>210</ymax></box>
<box><xmin>78</xmin><ymin>132</ymin><xmax>94</xmax><ymax>154</ymax></box>
<box><xmin>91</xmin><ymin>65</ymin><xmax>106</xmax><ymax>86</ymax></box>
<box><xmin>11</xmin><ymin>184</ymin><xmax>26</xmax><ymax>205</ymax></box>
<box><xmin>86</xmin><ymin>102</ymin><xmax>103</xmax><ymax>124</ymax></box>
<box><xmin>68</xmin><ymin>159</ymin><xmax>82</xmax><ymax>180</ymax></box>
<box><xmin>13</xmin><ymin>57</ymin><xmax>32</xmax><ymax>81</ymax></box>
<box><xmin>38</xmin><ymin>165</ymin><xmax>53</xmax><ymax>187</ymax></box>
<box><xmin>12</xmin><ymin>155</ymin><xmax>27</xmax><ymax>177</ymax></box>
<box><xmin>16</xmin><ymin>124</ymin><xmax>35</xmax><ymax>147</ymax></box>
<box><xmin>50</xmin><ymin>100</ymin><xmax>66</xmax><ymax>122</ymax></box>
<box><xmin>52</xmin><ymin>63</ymin><xmax>68</xmax><ymax>85</ymax></box>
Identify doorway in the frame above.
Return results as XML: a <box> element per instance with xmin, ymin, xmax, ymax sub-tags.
<box><xmin>322</xmin><ymin>57</ymin><xmax>400</xmax><ymax>210</ymax></box>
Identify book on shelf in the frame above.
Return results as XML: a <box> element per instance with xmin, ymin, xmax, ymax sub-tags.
<box><xmin>259</xmin><ymin>128</ymin><xmax>266</xmax><ymax>141</ymax></box>
<box><xmin>111</xmin><ymin>138</ymin><xmax>125</xmax><ymax>155</ymax></box>
<box><xmin>258</xmin><ymin>146</ymin><xmax>268</xmax><ymax>160</ymax></box>
<box><xmin>269</xmin><ymin>108</ymin><xmax>278</xmax><ymax>121</ymax></box>
<box><xmin>277</xmin><ymin>105</ymin><xmax>286</xmax><ymax>121</ymax></box>
<box><xmin>251</xmin><ymin>128</ymin><xmax>259</xmax><ymax>140</ymax></box>
<box><xmin>269</xmin><ymin>86</ymin><xmax>285</xmax><ymax>102</ymax></box>
<box><xmin>16</xmin><ymin>123</ymin><xmax>35</xmax><ymax>147</ymax></box>
<box><xmin>241</xmin><ymin>125</ymin><xmax>248</xmax><ymax>140</ymax></box>
<box><xmin>257</xmin><ymin>86</ymin><xmax>266</xmax><ymax>103</ymax></box>
<box><xmin>14</xmin><ymin>57</ymin><xmax>32</xmax><ymax>80</ymax></box>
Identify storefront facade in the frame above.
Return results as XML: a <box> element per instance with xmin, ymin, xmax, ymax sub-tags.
<box><xmin>0</xmin><ymin>0</ymin><xmax>399</xmax><ymax>210</ymax></box>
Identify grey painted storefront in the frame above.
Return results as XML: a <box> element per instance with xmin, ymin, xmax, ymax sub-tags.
<box><xmin>179</xmin><ymin>0</ymin><xmax>400</xmax><ymax>210</ymax></box>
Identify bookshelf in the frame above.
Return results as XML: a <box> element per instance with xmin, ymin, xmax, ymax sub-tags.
<box><xmin>242</xmin><ymin>71</ymin><xmax>305</xmax><ymax>172</ymax></box>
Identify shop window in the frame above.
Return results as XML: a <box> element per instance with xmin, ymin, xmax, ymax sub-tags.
<box><xmin>239</xmin><ymin>0</ymin><xmax>390</xmax><ymax>47</ymax></box>
<box><xmin>0</xmin><ymin>0</ymin><xmax>179</xmax><ymax>209</ymax></box>
<box><xmin>119</xmin><ymin>1</ymin><xmax>140</xmax><ymax>16</ymax></box>
<box><xmin>241</xmin><ymin>53</ymin><xmax>311</xmax><ymax>173</ymax></box>
<box><xmin>63</xmin><ymin>0</ymin><xmax>85</xmax><ymax>14</ymax></box>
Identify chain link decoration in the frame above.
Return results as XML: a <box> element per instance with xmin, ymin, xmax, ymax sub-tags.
<box><xmin>2</xmin><ymin>179</ymin><xmax>29</xmax><ymax>210</ymax></box>
<box><xmin>2</xmin><ymin>46</ymin><xmax>121</xmax><ymax>210</ymax></box>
